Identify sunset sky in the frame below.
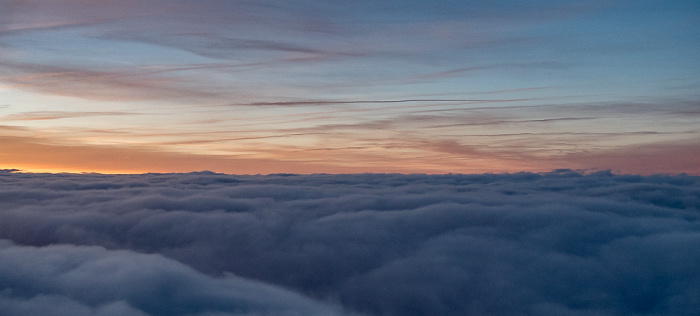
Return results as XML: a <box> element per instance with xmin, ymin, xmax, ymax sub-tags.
<box><xmin>1</xmin><ymin>0</ymin><xmax>699</xmax><ymax>174</ymax></box>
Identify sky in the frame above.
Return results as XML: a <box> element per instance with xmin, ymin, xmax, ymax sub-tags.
<box><xmin>1</xmin><ymin>0</ymin><xmax>699</xmax><ymax>174</ymax></box>
<box><xmin>1</xmin><ymin>170</ymin><xmax>699</xmax><ymax>315</ymax></box>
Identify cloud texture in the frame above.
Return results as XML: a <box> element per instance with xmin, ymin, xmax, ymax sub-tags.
<box><xmin>1</xmin><ymin>171</ymin><xmax>699</xmax><ymax>315</ymax></box>
<box><xmin>0</xmin><ymin>241</ymin><xmax>351</xmax><ymax>316</ymax></box>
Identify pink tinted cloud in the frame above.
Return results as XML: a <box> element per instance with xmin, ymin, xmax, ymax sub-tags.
<box><xmin>1</xmin><ymin>62</ymin><xmax>224</xmax><ymax>101</ymax></box>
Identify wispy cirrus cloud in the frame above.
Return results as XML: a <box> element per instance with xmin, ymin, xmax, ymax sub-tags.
<box><xmin>0</xmin><ymin>0</ymin><xmax>595</xmax><ymax>103</ymax></box>
<box><xmin>3</xmin><ymin>111</ymin><xmax>133</xmax><ymax>121</ymax></box>
<box><xmin>246</xmin><ymin>98</ymin><xmax>494</xmax><ymax>106</ymax></box>
<box><xmin>0</xmin><ymin>62</ymin><xmax>226</xmax><ymax>101</ymax></box>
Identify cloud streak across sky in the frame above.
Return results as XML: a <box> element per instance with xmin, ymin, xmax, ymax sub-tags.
<box><xmin>0</xmin><ymin>171</ymin><xmax>699</xmax><ymax>315</ymax></box>
<box><xmin>1</xmin><ymin>0</ymin><xmax>700</xmax><ymax>174</ymax></box>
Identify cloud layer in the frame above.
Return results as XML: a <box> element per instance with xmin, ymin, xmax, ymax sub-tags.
<box><xmin>1</xmin><ymin>171</ymin><xmax>699</xmax><ymax>315</ymax></box>
<box><xmin>0</xmin><ymin>241</ymin><xmax>352</xmax><ymax>316</ymax></box>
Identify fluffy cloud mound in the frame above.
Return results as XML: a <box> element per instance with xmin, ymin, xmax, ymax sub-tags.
<box><xmin>1</xmin><ymin>170</ymin><xmax>699</xmax><ymax>315</ymax></box>
<box><xmin>0</xmin><ymin>241</ymin><xmax>352</xmax><ymax>316</ymax></box>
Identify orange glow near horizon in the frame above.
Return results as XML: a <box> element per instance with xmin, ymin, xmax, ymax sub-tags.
<box><xmin>1</xmin><ymin>1</ymin><xmax>699</xmax><ymax>176</ymax></box>
<box><xmin>0</xmin><ymin>133</ymin><xmax>543</xmax><ymax>175</ymax></box>
<box><xmin>2</xmin><ymin>130</ymin><xmax>700</xmax><ymax>175</ymax></box>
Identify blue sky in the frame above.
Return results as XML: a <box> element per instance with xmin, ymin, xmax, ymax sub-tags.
<box><xmin>1</xmin><ymin>0</ymin><xmax>699</xmax><ymax>174</ymax></box>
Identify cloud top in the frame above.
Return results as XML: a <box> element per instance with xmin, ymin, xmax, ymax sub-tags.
<box><xmin>1</xmin><ymin>171</ymin><xmax>699</xmax><ymax>315</ymax></box>
<box><xmin>0</xmin><ymin>240</ymin><xmax>354</xmax><ymax>316</ymax></box>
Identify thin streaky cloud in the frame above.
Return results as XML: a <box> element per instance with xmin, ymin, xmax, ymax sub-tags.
<box><xmin>422</xmin><ymin>117</ymin><xmax>601</xmax><ymax>129</ymax></box>
<box><xmin>1</xmin><ymin>62</ymin><xmax>222</xmax><ymax>101</ymax></box>
<box><xmin>247</xmin><ymin>99</ymin><xmax>494</xmax><ymax>106</ymax></box>
<box><xmin>221</xmin><ymin>99</ymin><xmax>551</xmax><ymax>124</ymax></box>
<box><xmin>3</xmin><ymin>111</ymin><xmax>134</xmax><ymax>121</ymax></box>
<box><xmin>413</xmin><ymin>62</ymin><xmax>570</xmax><ymax>80</ymax></box>
<box><xmin>0</xmin><ymin>13</ymin><xmax>160</xmax><ymax>37</ymax></box>
<box><xmin>156</xmin><ymin>132</ymin><xmax>332</xmax><ymax>146</ymax></box>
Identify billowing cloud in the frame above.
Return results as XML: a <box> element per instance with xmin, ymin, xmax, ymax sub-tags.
<box><xmin>1</xmin><ymin>171</ymin><xmax>698</xmax><ymax>315</ymax></box>
<box><xmin>0</xmin><ymin>240</ymin><xmax>353</xmax><ymax>316</ymax></box>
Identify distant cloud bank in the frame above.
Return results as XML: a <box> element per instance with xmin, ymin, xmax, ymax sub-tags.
<box><xmin>1</xmin><ymin>171</ymin><xmax>699</xmax><ymax>315</ymax></box>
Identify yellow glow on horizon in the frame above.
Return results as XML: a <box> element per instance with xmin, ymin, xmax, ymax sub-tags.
<box><xmin>0</xmin><ymin>164</ymin><xmax>146</xmax><ymax>175</ymax></box>
<box><xmin>2</xmin><ymin>128</ymin><xmax>699</xmax><ymax>176</ymax></box>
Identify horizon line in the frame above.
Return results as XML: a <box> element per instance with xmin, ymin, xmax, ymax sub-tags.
<box><xmin>2</xmin><ymin>168</ymin><xmax>697</xmax><ymax>177</ymax></box>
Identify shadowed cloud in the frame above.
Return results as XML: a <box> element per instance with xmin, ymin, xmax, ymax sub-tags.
<box><xmin>0</xmin><ymin>171</ymin><xmax>698</xmax><ymax>315</ymax></box>
<box><xmin>0</xmin><ymin>240</ymin><xmax>354</xmax><ymax>316</ymax></box>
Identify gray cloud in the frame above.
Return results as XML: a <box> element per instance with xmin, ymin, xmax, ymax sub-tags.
<box><xmin>0</xmin><ymin>171</ymin><xmax>699</xmax><ymax>315</ymax></box>
<box><xmin>0</xmin><ymin>240</ymin><xmax>354</xmax><ymax>316</ymax></box>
